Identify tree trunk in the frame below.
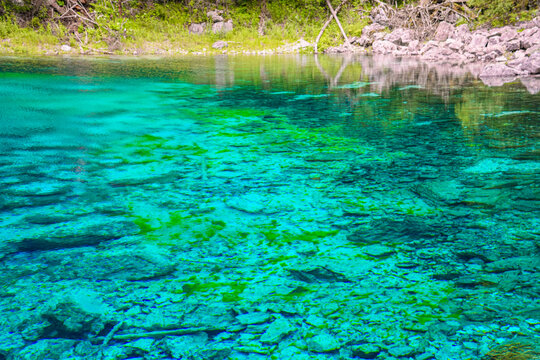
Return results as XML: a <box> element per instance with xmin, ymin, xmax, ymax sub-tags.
<box><xmin>314</xmin><ymin>0</ymin><xmax>349</xmax><ymax>53</ymax></box>
<box><xmin>325</xmin><ymin>0</ymin><xmax>350</xmax><ymax>46</ymax></box>
<box><xmin>258</xmin><ymin>0</ymin><xmax>269</xmax><ymax>36</ymax></box>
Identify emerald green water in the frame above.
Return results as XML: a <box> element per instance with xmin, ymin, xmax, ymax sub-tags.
<box><xmin>0</xmin><ymin>55</ymin><xmax>539</xmax><ymax>360</ymax></box>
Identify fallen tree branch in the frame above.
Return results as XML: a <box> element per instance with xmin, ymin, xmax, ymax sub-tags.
<box><xmin>92</xmin><ymin>326</ymin><xmax>226</xmax><ymax>343</ymax></box>
<box><xmin>314</xmin><ymin>0</ymin><xmax>349</xmax><ymax>53</ymax></box>
<box><xmin>102</xmin><ymin>321</ymin><xmax>123</xmax><ymax>346</ymax></box>
<box><xmin>326</xmin><ymin>0</ymin><xmax>350</xmax><ymax>46</ymax></box>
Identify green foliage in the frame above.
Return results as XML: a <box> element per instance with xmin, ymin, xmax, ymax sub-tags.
<box><xmin>469</xmin><ymin>0</ymin><xmax>538</xmax><ymax>26</ymax></box>
<box><xmin>2</xmin><ymin>0</ymin><xmax>536</xmax><ymax>55</ymax></box>
<box><xmin>0</xmin><ymin>14</ymin><xmax>17</xmax><ymax>37</ymax></box>
<box><xmin>0</xmin><ymin>15</ymin><xmax>59</xmax><ymax>53</ymax></box>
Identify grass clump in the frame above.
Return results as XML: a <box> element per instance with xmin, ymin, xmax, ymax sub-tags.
<box><xmin>0</xmin><ymin>15</ymin><xmax>60</xmax><ymax>53</ymax></box>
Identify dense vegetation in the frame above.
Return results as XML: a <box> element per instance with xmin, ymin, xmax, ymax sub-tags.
<box><xmin>0</xmin><ymin>0</ymin><xmax>538</xmax><ymax>54</ymax></box>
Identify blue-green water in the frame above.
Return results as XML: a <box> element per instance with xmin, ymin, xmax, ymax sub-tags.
<box><xmin>0</xmin><ymin>55</ymin><xmax>539</xmax><ymax>360</ymax></box>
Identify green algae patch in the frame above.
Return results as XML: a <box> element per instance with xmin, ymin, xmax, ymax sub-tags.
<box><xmin>131</xmin><ymin>211</ymin><xmax>227</xmax><ymax>247</ymax></box>
<box><xmin>261</xmin><ymin>228</ymin><xmax>339</xmax><ymax>247</ymax></box>
<box><xmin>180</xmin><ymin>278</ymin><xmax>248</xmax><ymax>303</ymax></box>
<box><xmin>207</xmin><ymin>108</ymin><xmax>268</xmax><ymax>122</ymax></box>
<box><xmin>133</xmin><ymin>216</ymin><xmax>159</xmax><ymax>235</ymax></box>
<box><xmin>296</xmin><ymin>230</ymin><xmax>339</xmax><ymax>243</ymax></box>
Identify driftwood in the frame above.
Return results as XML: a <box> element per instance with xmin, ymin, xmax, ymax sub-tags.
<box><xmin>325</xmin><ymin>0</ymin><xmax>350</xmax><ymax>45</ymax></box>
<box><xmin>314</xmin><ymin>0</ymin><xmax>349</xmax><ymax>53</ymax></box>
<box><xmin>102</xmin><ymin>321</ymin><xmax>124</xmax><ymax>346</ymax></box>
<box><xmin>92</xmin><ymin>326</ymin><xmax>226</xmax><ymax>344</ymax></box>
<box><xmin>370</xmin><ymin>0</ymin><xmax>473</xmax><ymax>40</ymax></box>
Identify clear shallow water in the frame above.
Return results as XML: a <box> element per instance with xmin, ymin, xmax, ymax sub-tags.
<box><xmin>0</xmin><ymin>55</ymin><xmax>539</xmax><ymax>360</ymax></box>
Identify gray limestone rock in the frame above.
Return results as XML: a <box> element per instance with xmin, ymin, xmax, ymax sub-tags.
<box><xmin>500</xmin><ymin>26</ymin><xmax>519</xmax><ymax>42</ymax></box>
<box><xmin>212</xmin><ymin>20</ymin><xmax>233</xmax><ymax>34</ymax></box>
<box><xmin>372</xmin><ymin>40</ymin><xmax>399</xmax><ymax>54</ymax></box>
<box><xmin>488</xmin><ymin>35</ymin><xmax>501</xmax><ymax>46</ymax></box>
<box><xmin>445</xmin><ymin>39</ymin><xmax>464</xmax><ymax>51</ymax></box>
<box><xmin>453</xmin><ymin>24</ymin><xmax>471</xmax><ymax>43</ymax></box>
<box><xmin>182</xmin><ymin>304</ymin><xmax>235</xmax><ymax>330</ymax></box>
<box><xmin>212</xmin><ymin>41</ymin><xmax>228</xmax><ymax>49</ymax></box>
<box><xmin>408</xmin><ymin>39</ymin><xmax>420</xmax><ymax>53</ymax></box>
<box><xmin>506</xmin><ymin>39</ymin><xmax>522</xmax><ymax>52</ymax></box>
<box><xmin>188</xmin><ymin>23</ymin><xmax>205</xmax><ymax>35</ymax></box>
<box><xmin>356</xmin><ymin>34</ymin><xmax>374</xmax><ymax>47</ymax></box>
<box><xmin>384</xmin><ymin>28</ymin><xmax>415</xmax><ymax>46</ymax></box>
<box><xmin>434</xmin><ymin>21</ymin><xmax>454</xmax><ymax>42</ymax></box>
<box><xmin>40</xmin><ymin>290</ymin><xmax>112</xmax><ymax>339</ymax></box>
<box><xmin>479</xmin><ymin>63</ymin><xmax>520</xmax><ymax>78</ymax></box>
<box><xmin>207</xmin><ymin>10</ymin><xmax>224</xmax><ymax>23</ymax></box>
<box><xmin>520</xmin><ymin>52</ymin><xmax>540</xmax><ymax>74</ymax></box>
<box><xmin>16</xmin><ymin>217</ymin><xmax>138</xmax><ymax>252</ymax></box>
<box><xmin>370</xmin><ymin>5</ymin><xmax>390</xmax><ymax>26</ymax></box>
<box><xmin>126</xmin><ymin>338</ymin><xmax>155</xmax><ymax>353</ymax></box>
<box><xmin>362</xmin><ymin>23</ymin><xmax>386</xmax><ymax>36</ymax></box>
<box><xmin>520</xmin><ymin>27</ymin><xmax>540</xmax><ymax>49</ymax></box>
<box><xmin>466</xmin><ymin>34</ymin><xmax>488</xmax><ymax>53</ymax></box>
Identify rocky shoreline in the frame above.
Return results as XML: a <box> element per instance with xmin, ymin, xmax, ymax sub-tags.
<box><xmin>326</xmin><ymin>15</ymin><xmax>540</xmax><ymax>86</ymax></box>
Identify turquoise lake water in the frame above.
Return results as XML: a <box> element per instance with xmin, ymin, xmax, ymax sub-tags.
<box><xmin>0</xmin><ymin>55</ymin><xmax>539</xmax><ymax>359</ymax></box>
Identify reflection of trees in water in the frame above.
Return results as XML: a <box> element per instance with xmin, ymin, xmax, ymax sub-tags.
<box><xmin>456</xmin><ymin>87</ymin><xmax>539</xmax><ymax>150</ymax></box>
<box><xmin>313</xmin><ymin>55</ymin><xmax>538</xmax><ymax>151</ymax></box>
<box><xmin>9</xmin><ymin>55</ymin><xmax>535</xmax><ymax>150</ymax></box>
<box><xmin>199</xmin><ymin>54</ymin><xmax>538</xmax><ymax>151</ymax></box>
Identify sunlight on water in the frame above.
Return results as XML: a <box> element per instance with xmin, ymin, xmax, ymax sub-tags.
<box><xmin>0</xmin><ymin>55</ymin><xmax>539</xmax><ymax>360</ymax></box>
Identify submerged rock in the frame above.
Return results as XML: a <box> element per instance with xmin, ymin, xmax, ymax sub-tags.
<box><xmin>16</xmin><ymin>218</ymin><xmax>138</xmax><ymax>252</ymax></box>
<box><xmin>259</xmin><ymin>318</ymin><xmax>294</xmax><ymax>344</ymax></box>
<box><xmin>388</xmin><ymin>345</ymin><xmax>417</xmax><ymax>357</ymax></box>
<box><xmin>349</xmin><ymin>218</ymin><xmax>441</xmax><ymax>244</ymax></box>
<box><xmin>350</xmin><ymin>343</ymin><xmax>381</xmax><ymax>359</ymax></box>
<box><xmin>307</xmin><ymin>333</ymin><xmax>341</xmax><ymax>353</ymax></box>
<box><xmin>236</xmin><ymin>312</ymin><xmax>271</xmax><ymax>326</ymax></box>
<box><xmin>164</xmin><ymin>333</ymin><xmax>208</xmax><ymax>359</ymax></box>
<box><xmin>363</xmin><ymin>244</ymin><xmax>395</xmax><ymax>258</ymax></box>
<box><xmin>288</xmin><ymin>266</ymin><xmax>350</xmax><ymax>283</ymax></box>
<box><xmin>15</xmin><ymin>339</ymin><xmax>77</xmax><ymax>360</ymax></box>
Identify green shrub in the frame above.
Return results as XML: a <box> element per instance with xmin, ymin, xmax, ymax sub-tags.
<box><xmin>469</xmin><ymin>0</ymin><xmax>538</xmax><ymax>26</ymax></box>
